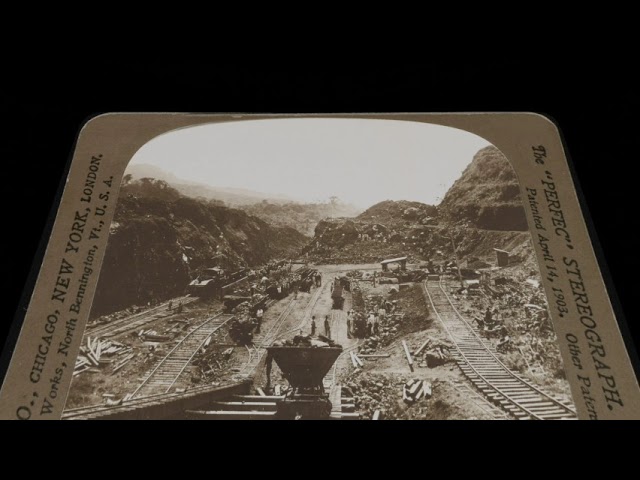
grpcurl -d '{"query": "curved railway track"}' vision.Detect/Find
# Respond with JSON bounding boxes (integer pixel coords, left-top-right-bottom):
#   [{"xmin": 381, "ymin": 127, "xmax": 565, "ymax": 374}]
[
  {"xmin": 86, "ymin": 295, "xmax": 197, "ymax": 338},
  {"xmin": 239, "ymin": 282, "xmax": 326, "ymax": 377},
  {"xmin": 131, "ymin": 312, "xmax": 234, "ymax": 398},
  {"xmin": 64, "ymin": 280, "xmax": 349, "ymax": 419},
  {"xmin": 423, "ymin": 277, "xmax": 576, "ymax": 420}
]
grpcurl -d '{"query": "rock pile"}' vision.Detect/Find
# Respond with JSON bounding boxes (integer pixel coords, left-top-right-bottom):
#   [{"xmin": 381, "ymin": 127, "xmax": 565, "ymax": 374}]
[
  {"xmin": 345, "ymin": 373, "xmax": 399, "ymax": 420},
  {"xmin": 345, "ymin": 373, "xmax": 435, "ymax": 419}
]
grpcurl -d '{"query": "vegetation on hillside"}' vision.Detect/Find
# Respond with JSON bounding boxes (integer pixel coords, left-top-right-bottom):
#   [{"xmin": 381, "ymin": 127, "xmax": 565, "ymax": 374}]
[
  {"xmin": 242, "ymin": 198, "xmax": 361, "ymax": 236},
  {"xmin": 91, "ymin": 178, "xmax": 307, "ymax": 317}
]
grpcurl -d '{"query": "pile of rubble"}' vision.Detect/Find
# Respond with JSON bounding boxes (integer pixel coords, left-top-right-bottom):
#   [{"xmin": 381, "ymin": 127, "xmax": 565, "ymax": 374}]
[
  {"xmin": 345, "ymin": 373, "xmax": 434, "ymax": 420},
  {"xmin": 229, "ymin": 316, "xmax": 258, "ymax": 345},
  {"xmin": 462, "ymin": 268, "xmax": 565, "ymax": 376},
  {"xmin": 409, "ymin": 337, "xmax": 453, "ymax": 368},
  {"xmin": 75, "ymin": 337, "xmax": 133, "ymax": 376},
  {"xmin": 273, "ymin": 334, "xmax": 340, "ymax": 348},
  {"xmin": 192, "ymin": 346, "xmax": 234, "ymax": 383},
  {"xmin": 138, "ymin": 329, "xmax": 174, "ymax": 342},
  {"xmin": 346, "ymin": 373, "xmax": 399, "ymax": 419}
]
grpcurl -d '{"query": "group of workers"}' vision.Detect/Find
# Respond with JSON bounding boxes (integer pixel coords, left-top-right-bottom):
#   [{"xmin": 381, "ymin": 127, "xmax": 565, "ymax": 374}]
[
  {"xmin": 310, "ymin": 315, "xmax": 331, "ymax": 339},
  {"xmin": 476, "ymin": 306, "xmax": 510, "ymax": 351}
]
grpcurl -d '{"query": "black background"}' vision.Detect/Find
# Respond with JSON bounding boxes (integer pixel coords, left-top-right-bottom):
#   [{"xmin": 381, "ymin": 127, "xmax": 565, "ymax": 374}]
[{"xmin": 1, "ymin": 61, "xmax": 638, "ymax": 411}]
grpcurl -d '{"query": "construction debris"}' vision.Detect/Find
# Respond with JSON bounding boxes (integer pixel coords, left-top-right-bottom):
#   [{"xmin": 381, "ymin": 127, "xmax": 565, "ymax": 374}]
[
  {"xmin": 139, "ymin": 330, "xmax": 173, "ymax": 342},
  {"xmin": 75, "ymin": 337, "xmax": 132, "ymax": 376},
  {"xmin": 402, "ymin": 340, "xmax": 414, "ymax": 372},
  {"xmin": 111, "ymin": 353, "xmax": 135, "ymax": 374},
  {"xmin": 411, "ymin": 337, "xmax": 452, "ymax": 368},
  {"xmin": 273, "ymin": 334, "xmax": 341, "ymax": 348},
  {"xmin": 350, "ymin": 352, "xmax": 364, "ymax": 368},
  {"xmin": 413, "ymin": 338, "xmax": 431, "ymax": 356},
  {"xmin": 402, "ymin": 379, "xmax": 432, "ymax": 404}
]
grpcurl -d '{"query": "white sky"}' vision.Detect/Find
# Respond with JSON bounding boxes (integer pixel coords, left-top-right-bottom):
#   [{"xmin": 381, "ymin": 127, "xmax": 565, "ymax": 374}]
[{"xmin": 128, "ymin": 118, "xmax": 492, "ymax": 208}]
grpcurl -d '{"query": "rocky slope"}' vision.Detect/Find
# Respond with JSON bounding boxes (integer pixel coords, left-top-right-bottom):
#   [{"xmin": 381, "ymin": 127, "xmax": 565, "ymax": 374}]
[
  {"xmin": 126, "ymin": 163, "xmax": 293, "ymax": 205},
  {"xmin": 439, "ymin": 145, "xmax": 527, "ymax": 231},
  {"xmin": 303, "ymin": 145, "xmax": 532, "ymax": 264},
  {"xmin": 357, "ymin": 200, "xmax": 438, "ymax": 224},
  {"xmin": 90, "ymin": 179, "xmax": 307, "ymax": 317},
  {"xmin": 241, "ymin": 200, "xmax": 361, "ymax": 236}
]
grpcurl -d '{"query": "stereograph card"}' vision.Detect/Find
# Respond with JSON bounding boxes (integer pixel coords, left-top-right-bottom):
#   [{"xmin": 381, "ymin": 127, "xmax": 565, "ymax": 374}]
[{"xmin": 1, "ymin": 113, "xmax": 637, "ymax": 420}]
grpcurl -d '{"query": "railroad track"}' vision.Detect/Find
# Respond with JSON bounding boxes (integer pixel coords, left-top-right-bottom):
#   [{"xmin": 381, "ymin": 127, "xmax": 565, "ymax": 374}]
[
  {"xmin": 62, "ymin": 381, "xmax": 249, "ymax": 419},
  {"xmin": 131, "ymin": 312, "xmax": 234, "ymax": 398},
  {"xmin": 423, "ymin": 277, "xmax": 577, "ymax": 420},
  {"xmin": 239, "ymin": 283, "xmax": 325, "ymax": 377},
  {"xmin": 86, "ymin": 295, "xmax": 198, "ymax": 338},
  {"xmin": 324, "ymin": 337, "xmax": 360, "ymax": 392}
]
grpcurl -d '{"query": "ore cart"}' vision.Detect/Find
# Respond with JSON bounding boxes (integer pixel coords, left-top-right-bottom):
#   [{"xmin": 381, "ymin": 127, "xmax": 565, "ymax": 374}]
[{"xmin": 267, "ymin": 345, "xmax": 342, "ymax": 419}]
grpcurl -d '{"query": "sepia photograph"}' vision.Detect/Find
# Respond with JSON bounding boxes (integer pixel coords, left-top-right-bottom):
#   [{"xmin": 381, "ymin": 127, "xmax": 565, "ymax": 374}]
[{"xmin": 61, "ymin": 118, "xmax": 577, "ymax": 420}]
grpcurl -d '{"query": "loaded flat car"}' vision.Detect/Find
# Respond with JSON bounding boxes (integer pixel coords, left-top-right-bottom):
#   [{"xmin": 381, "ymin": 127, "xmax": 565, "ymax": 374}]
[{"xmin": 187, "ymin": 267, "xmax": 225, "ymax": 297}]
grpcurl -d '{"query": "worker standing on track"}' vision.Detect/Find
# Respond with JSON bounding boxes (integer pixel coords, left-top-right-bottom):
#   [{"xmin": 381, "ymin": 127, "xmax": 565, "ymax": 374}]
[
  {"xmin": 324, "ymin": 315, "xmax": 331, "ymax": 339},
  {"xmin": 311, "ymin": 316, "xmax": 316, "ymax": 336},
  {"xmin": 256, "ymin": 308, "xmax": 264, "ymax": 333}
]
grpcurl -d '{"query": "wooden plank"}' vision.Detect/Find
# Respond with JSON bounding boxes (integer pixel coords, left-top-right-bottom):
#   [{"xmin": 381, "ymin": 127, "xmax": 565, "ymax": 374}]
[
  {"xmin": 185, "ymin": 410, "xmax": 276, "ymax": 420},
  {"xmin": 402, "ymin": 340, "xmax": 414, "ymax": 372},
  {"xmin": 353, "ymin": 353, "xmax": 364, "ymax": 367},
  {"xmin": 256, "ymin": 388, "xmax": 267, "ymax": 397},
  {"xmin": 350, "ymin": 352, "xmax": 359, "ymax": 368},
  {"xmin": 234, "ymin": 395, "xmax": 284, "ymax": 401},
  {"xmin": 372, "ymin": 410, "xmax": 381, "ymax": 420},
  {"xmin": 414, "ymin": 339, "xmax": 431, "ymax": 356}
]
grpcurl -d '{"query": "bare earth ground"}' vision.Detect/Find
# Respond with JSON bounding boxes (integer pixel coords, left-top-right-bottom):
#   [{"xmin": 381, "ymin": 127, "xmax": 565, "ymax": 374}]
[
  {"xmin": 65, "ymin": 297, "xmax": 226, "ymax": 408},
  {"xmin": 65, "ymin": 263, "xmax": 574, "ymax": 420},
  {"xmin": 343, "ymin": 280, "xmax": 500, "ymax": 420}
]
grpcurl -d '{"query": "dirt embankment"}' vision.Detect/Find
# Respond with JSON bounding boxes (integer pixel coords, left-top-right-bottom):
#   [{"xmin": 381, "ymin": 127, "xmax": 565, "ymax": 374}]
[
  {"xmin": 91, "ymin": 179, "xmax": 308, "ymax": 317},
  {"xmin": 345, "ymin": 282, "xmax": 496, "ymax": 420},
  {"xmin": 439, "ymin": 145, "xmax": 527, "ymax": 231},
  {"xmin": 456, "ymin": 265, "xmax": 574, "ymax": 400},
  {"xmin": 303, "ymin": 145, "xmax": 532, "ymax": 265}
]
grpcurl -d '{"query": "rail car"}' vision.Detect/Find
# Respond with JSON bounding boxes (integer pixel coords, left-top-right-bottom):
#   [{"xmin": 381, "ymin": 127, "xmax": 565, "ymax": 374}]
[
  {"xmin": 296, "ymin": 268, "xmax": 318, "ymax": 293},
  {"xmin": 187, "ymin": 267, "xmax": 250, "ymax": 298},
  {"xmin": 267, "ymin": 345, "xmax": 342, "ymax": 419},
  {"xmin": 331, "ymin": 284, "xmax": 344, "ymax": 309}
]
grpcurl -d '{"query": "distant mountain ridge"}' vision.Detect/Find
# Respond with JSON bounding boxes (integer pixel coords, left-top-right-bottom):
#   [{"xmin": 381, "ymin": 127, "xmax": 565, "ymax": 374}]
[
  {"xmin": 92, "ymin": 178, "xmax": 308, "ymax": 317},
  {"xmin": 126, "ymin": 163, "xmax": 294, "ymax": 205}
]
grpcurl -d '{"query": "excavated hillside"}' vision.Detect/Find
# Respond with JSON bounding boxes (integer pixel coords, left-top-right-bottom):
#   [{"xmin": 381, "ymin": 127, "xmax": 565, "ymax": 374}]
[
  {"xmin": 357, "ymin": 200, "xmax": 438, "ymax": 224},
  {"xmin": 303, "ymin": 200, "xmax": 439, "ymax": 264},
  {"xmin": 91, "ymin": 179, "xmax": 308, "ymax": 317},
  {"xmin": 304, "ymin": 145, "xmax": 533, "ymax": 264},
  {"xmin": 241, "ymin": 200, "xmax": 362, "ymax": 236},
  {"xmin": 439, "ymin": 145, "xmax": 527, "ymax": 231}
]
